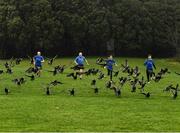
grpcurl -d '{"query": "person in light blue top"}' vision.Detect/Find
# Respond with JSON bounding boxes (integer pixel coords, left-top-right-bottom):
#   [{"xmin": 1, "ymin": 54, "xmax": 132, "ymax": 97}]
[
  {"xmin": 144, "ymin": 55, "xmax": 156, "ymax": 83},
  {"xmin": 34, "ymin": 51, "xmax": 44, "ymax": 76},
  {"xmin": 74, "ymin": 52, "xmax": 89, "ymax": 79}
]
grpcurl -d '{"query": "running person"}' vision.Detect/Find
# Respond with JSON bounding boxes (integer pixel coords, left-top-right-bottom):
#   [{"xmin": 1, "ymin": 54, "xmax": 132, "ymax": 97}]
[
  {"xmin": 144, "ymin": 55, "xmax": 156, "ymax": 83},
  {"xmin": 74, "ymin": 52, "xmax": 89, "ymax": 79},
  {"xmin": 34, "ymin": 51, "xmax": 45, "ymax": 76},
  {"xmin": 105, "ymin": 55, "xmax": 117, "ymax": 81}
]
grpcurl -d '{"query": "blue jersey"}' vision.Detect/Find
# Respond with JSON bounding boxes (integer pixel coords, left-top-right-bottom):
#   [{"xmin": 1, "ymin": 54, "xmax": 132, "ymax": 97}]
[
  {"xmin": 75, "ymin": 56, "xmax": 85, "ymax": 65},
  {"xmin": 34, "ymin": 55, "xmax": 44, "ymax": 67},
  {"xmin": 106, "ymin": 59, "xmax": 116, "ymax": 70},
  {"xmin": 144, "ymin": 59, "xmax": 155, "ymax": 70}
]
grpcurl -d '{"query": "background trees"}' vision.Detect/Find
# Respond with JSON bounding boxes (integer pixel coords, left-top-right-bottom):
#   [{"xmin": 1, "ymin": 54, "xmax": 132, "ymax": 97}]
[{"xmin": 0, "ymin": 0, "xmax": 180, "ymax": 58}]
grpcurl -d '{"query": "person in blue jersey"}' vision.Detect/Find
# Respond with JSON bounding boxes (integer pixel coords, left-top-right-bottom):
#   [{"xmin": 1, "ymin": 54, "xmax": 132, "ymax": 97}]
[
  {"xmin": 105, "ymin": 55, "xmax": 117, "ymax": 81},
  {"xmin": 144, "ymin": 55, "xmax": 156, "ymax": 83},
  {"xmin": 34, "ymin": 51, "xmax": 45, "ymax": 76},
  {"xmin": 74, "ymin": 52, "xmax": 89, "ymax": 79}
]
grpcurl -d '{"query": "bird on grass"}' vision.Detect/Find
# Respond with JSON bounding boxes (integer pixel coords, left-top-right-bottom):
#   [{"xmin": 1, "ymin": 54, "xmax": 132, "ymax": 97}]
[
  {"xmin": 130, "ymin": 78, "xmax": 139, "ymax": 92},
  {"xmin": 175, "ymin": 72, "xmax": 180, "ymax": 76},
  {"xmin": 12, "ymin": 78, "xmax": 26, "ymax": 86},
  {"xmin": 0, "ymin": 70, "xmax": 3, "ymax": 74},
  {"xmin": 47, "ymin": 55, "xmax": 58, "ymax": 65},
  {"xmin": 25, "ymin": 74, "xmax": 35, "ymax": 81},
  {"xmin": 91, "ymin": 79, "xmax": 96, "ymax": 86},
  {"xmin": 138, "ymin": 76, "xmax": 147, "ymax": 92},
  {"xmin": 4, "ymin": 88, "xmax": 10, "ymax": 95},
  {"xmin": 15, "ymin": 58, "xmax": 23, "ymax": 65},
  {"xmin": 67, "ymin": 72, "xmax": 77, "ymax": 80},
  {"xmin": 140, "ymin": 92, "xmax": 151, "ymax": 98},
  {"xmin": 50, "ymin": 80, "xmax": 63, "ymax": 86},
  {"xmin": 114, "ymin": 71, "xmax": 119, "ymax": 77},
  {"xmin": 98, "ymin": 72, "xmax": 105, "ymax": 80},
  {"xmin": 111, "ymin": 86, "xmax": 121, "ymax": 97},
  {"xmin": 27, "ymin": 55, "xmax": 34, "ymax": 64},
  {"xmin": 94, "ymin": 87, "xmax": 99, "ymax": 94},
  {"xmin": 69, "ymin": 88, "xmax": 75, "ymax": 96}
]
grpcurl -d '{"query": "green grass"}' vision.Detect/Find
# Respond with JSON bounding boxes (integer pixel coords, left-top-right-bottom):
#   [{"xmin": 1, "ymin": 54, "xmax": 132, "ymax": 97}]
[{"xmin": 0, "ymin": 57, "xmax": 180, "ymax": 132}]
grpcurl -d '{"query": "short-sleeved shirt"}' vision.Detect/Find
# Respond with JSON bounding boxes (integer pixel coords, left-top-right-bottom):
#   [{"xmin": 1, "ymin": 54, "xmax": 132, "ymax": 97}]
[
  {"xmin": 106, "ymin": 59, "xmax": 116, "ymax": 70},
  {"xmin": 75, "ymin": 56, "xmax": 86, "ymax": 65},
  {"xmin": 144, "ymin": 59, "xmax": 155, "ymax": 70},
  {"xmin": 34, "ymin": 55, "xmax": 44, "ymax": 67}
]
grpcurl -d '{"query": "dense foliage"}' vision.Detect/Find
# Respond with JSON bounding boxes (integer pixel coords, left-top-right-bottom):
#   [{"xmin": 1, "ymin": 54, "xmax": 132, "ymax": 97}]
[{"xmin": 0, "ymin": 0, "xmax": 180, "ymax": 58}]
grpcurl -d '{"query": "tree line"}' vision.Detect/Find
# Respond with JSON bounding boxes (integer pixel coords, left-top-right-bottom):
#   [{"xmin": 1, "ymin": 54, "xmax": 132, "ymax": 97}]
[{"xmin": 0, "ymin": 0, "xmax": 180, "ymax": 58}]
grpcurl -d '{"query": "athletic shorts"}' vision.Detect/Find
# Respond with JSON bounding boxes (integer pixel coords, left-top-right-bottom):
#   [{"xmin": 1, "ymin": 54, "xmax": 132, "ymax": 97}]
[{"xmin": 77, "ymin": 64, "xmax": 84, "ymax": 70}]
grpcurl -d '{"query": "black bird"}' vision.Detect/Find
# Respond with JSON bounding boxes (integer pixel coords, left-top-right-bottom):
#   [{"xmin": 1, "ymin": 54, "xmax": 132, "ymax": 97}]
[
  {"xmin": 106, "ymin": 81, "xmax": 113, "ymax": 88},
  {"xmin": 69, "ymin": 88, "xmax": 75, "ymax": 96},
  {"xmin": 163, "ymin": 84, "xmax": 173, "ymax": 92},
  {"xmin": 119, "ymin": 77, "xmax": 129, "ymax": 87},
  {"xmin": 91, "ymin": 79, "xmax": 96, "ymax": 86},
  {"xmin": 138, "ymin": 76, "xmax": 147, "ymax": 92},
  {"xmin": 48, "ymin": 55, "xmax": 58, "ymax": 65},
  {"xmin": 67, "ymin": 73, "xmax": 77, "ymax": 80},
  {"xmin": 111, "ymin": 86, "xmax": 121, "ymax": 97},
  {"xmin": 6, "ymin": 68, "xmax": 13, "ymax": 74},
  {"xmin": 140, "ymin": 92, "xmax": 151, "ymax": 98},
  {"xmin": 15, "ymin": 58, "xmax": 23, "ymax": 65},
  {"xmin": 26, "ymin": 75, "xmax": 35, "ymax": 81},
  {"xmin": 0, "ymin": 70, "xmax": 3, "ymax": 74},
  {"xmin": 94, "ymin": 87, "xmax": 99, "ymax": 94},
  {"xmin": 46, "ymin": 86, "xmax": 50, "ymax": 95},
  {"xmin": 114, "ymin": 71, "xmax": 119, "ymax": 77},
  {"xmin": 98, "ymin": 72, "xmax": 105, "ymax": 80},
  {"xmin": 50, "ymin": 80, "xmax": 63, "ymax": 86},
  {"xmin": 172, "ymin": 90, "xmax": 178, "ymax": 99},
  {"xmin": 175, "ymin": 72, "xmax": 180, "ymax": 76},
  {"xmin": 4, "ymin": 88, "xmax": 9, "ymax": 95},
  {"xmin": 27, "ymin": 55, "xmax": 34, "ymax": 64}
]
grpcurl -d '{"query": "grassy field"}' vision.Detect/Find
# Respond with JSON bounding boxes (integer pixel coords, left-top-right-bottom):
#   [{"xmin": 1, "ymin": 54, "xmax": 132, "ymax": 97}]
[{"xmin": 0, "ymin": 57, "xmax": 180, "ymax": 132}]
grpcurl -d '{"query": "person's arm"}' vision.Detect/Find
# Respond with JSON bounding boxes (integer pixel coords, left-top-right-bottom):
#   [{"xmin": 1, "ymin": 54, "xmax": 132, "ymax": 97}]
[
  {"xmin": 144, "ymin": 60, "xmax": 147, "ymax": 66},
  {"xmin": 153, "ymin": 60, "xmax": 156, "ymax": 69},
  {"xmin": 41, "ymin": 57, "xmax": 45, "ymax": 63},
  {"xmin": 33, "ymin": 56, "xmax": 36, "ymax": 65},
  {"xmin": 74, "ymin": 57, "xmax": 78, "ymax": 65},
  {"xmin": 85, "ymin": 58, "xmax": 89, "ymax": 65}
]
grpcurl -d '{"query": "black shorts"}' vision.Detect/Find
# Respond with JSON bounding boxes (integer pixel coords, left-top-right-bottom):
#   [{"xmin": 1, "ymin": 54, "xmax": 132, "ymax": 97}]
[
  {"xmin": 35, "ymin": 66, "xmax": 42, "ymax": 70},
  {"xmin": 77, "ymin": 64, "xmax": 84, "ymax": 70}
]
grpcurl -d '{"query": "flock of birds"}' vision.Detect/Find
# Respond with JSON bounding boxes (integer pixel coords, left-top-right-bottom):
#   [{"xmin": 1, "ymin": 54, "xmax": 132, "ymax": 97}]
[{"xmin": 1, "ymin": 56, "xmax": 180, "ymax": 99}]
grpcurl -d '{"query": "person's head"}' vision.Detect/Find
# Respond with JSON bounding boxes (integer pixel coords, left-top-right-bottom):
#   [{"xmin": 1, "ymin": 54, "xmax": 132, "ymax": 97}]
[
  {"xmin": 37, "ymin": 51, "xmax": 41, "ymax": 56},
  {"xmin": 148, "ymin": 54, "xmax": 152, "ymax": 59},
  {"xmin": 109, "ymin": 55, "xmax": 113, "ymax": 60},
  {"xmin": 79, "ymin": 52, "xmax": 83, "ymax": 56}
]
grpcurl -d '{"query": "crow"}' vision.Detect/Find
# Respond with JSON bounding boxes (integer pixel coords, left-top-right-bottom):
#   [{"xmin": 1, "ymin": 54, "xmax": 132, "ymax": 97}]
[
  {"xmin": 6, "ymin": 68, "xmax": 13, "ymax": 74},
  {"xmin": 50, "ymin": 80, "xmax": 63, "ymax": 86},
  {"xmin": 94, "ymin": 87, "xmax": 99, "ymax": 94},
  {"xmin": 47, "ymin": 55, "xmax": 58, "ymax": 65},
  {"xmin": 27, "ymin": 55, "xmax": 34, "ymax": 64},
  {"xmin": 140, "ymin": 92, "xmax": 151, "ymax": 98},
  {"xmin": 163, "ymin": 84, "xmax": 174, "ymax": 92},
  {"xmin": 25, "ymin": 74, "xmax": 35, "ymax": 81},
  {"xmin": 4, "ymin": 88, "xmax": 9, "ymax": 95},
  {"xmin": 106, "ymin": 81, "xmax": 113, "ymax": 89},
  {"xmin": 67, "ymin": 73, "xmax": 77, "ymax": 80},
  {"xmin": 15, "ymin": 58, "xmax": 23, "ymax": 65},
  {"xmin": 91, "ymin": 79, "xmax": 96, "ymax": 86},
  {"xmin": 69, "ymin": 88, "xmax": 75, "ymax": 96},
  {"xmin": 138, "ymin": 76, "xmax": 147, "ymax": 92},
  {"xmin": 46, "ymin": 86, "xmax": 50, "ymax": 95},
  {"xmin": 0, "ymin": 70, "xmax": 3, "ymax": 74},
  {"xmin": 111, "ymin": 86, "xmax": 121, "ymax": 97},
  {"xmin": 114, "ymin": 71, "xmax": 119, "ymax": 77},
  {"xmin": 119, "ymin": 77, "xmax": 129, "ymax": 87},
  {"xmin": 175, "ymin": 72, "xmax": 180, "ymax": 76},
  {"xmin": 98, "ymin": 72, "xmax": 105, "ymax": 80}
]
